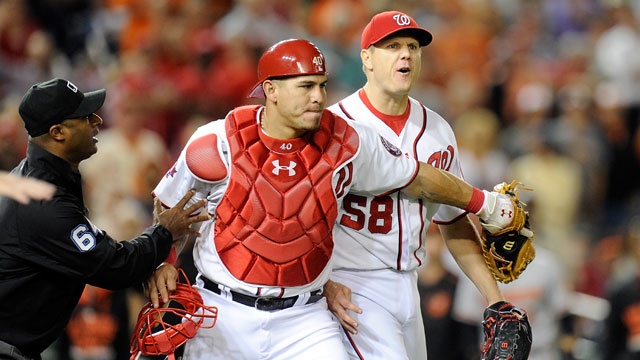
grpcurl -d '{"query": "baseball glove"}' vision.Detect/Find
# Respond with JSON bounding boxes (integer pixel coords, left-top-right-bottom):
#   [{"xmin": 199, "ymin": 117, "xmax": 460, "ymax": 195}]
[
  {"xmin": 480, "ymin": 181, "xmax": 535, "ymax": 284},
  {"xmin": 482, "ymin": 301, "xmax": 532, "ymax": 360}
]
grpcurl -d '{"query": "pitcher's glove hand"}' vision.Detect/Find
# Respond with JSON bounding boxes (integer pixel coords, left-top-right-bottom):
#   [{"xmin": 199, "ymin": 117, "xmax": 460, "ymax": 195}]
[
  {"xmin": 480, "ymin": 181, "xmax": 535, "ymax": 283},
  {"xmin": 482, "ymin": 301, "xmax": 532, "ymax": 360}
]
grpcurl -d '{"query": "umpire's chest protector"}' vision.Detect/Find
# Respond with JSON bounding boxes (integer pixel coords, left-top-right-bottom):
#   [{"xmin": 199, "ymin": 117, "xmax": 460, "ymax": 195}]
[{"xmin": 214, "ymin": 105, "xmax": 359, "ymax": 287}]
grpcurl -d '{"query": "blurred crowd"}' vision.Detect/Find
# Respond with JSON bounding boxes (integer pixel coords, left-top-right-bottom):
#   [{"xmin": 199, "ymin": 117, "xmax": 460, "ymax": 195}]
[{"xmin": 1, "ymin": 0, "xmax": 639, "ymax": 359}]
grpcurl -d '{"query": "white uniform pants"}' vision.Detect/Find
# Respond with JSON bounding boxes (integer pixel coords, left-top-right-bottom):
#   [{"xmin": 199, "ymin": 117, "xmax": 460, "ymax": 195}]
[
  {"xmin": 331, "ymin": 269, "xmax": 427, "ymax": 360},
  {"xmin": 183, "ymin": 282, "xmax": 349, "ymax": 360}
]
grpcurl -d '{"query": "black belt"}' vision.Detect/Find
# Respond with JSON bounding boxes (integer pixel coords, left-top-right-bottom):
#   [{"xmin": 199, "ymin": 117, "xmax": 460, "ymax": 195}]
[{"xmin": 201, "ymin": 276, "xmax": 323, "ymax": 311}]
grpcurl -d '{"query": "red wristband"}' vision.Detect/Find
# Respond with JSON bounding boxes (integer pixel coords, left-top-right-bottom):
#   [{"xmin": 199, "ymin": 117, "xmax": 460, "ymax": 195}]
[
  {"xmin": 165, "ymin": 247, "xmax": 177, "ymax": 265},
  {"xmin": 464, "ymin": 187, "xmax": 485, "ymax": 214}
]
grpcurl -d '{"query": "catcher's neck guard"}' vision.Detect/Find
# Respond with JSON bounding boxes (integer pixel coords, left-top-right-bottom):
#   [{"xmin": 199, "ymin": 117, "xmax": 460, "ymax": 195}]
[{"xmin": 130, "ymin": 269, "xmax": 218, "ymax": 360}]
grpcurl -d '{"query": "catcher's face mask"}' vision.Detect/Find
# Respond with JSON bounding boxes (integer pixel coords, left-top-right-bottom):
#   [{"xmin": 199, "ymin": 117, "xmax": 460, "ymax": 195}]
[{"xmin": 130, "ymin": 270, "xmax": 218, "ymax": 359}]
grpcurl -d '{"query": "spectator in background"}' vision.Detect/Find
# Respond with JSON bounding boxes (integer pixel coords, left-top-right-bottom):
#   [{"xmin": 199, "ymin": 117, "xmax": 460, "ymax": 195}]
[
  {"xmin": 0, "ymin": 0, "xmax": 62, "ymax": 97},
  {"xmin": 306, "ymin": 0, "xmax": 369, "ymax": 98},
  {"xmin": 420, "ymin": 0, "xmax": 497, "ymax": 120},
  {"xmin": 25, "ymin": 0, "xmax": 96, "ymax": 63},
  {"xmin": 453, "ymin": 107, "xmax": 510, "ymax": 191},
  {"xmin": 593, "ymin": 81, "xmax": 640, "ymax": 235},
  {"xmin": 56, "ymin": 286, "xmax": 130, "ymax": 360},
  {"xmin": 552, "ymin": 77, "xmax": 609, "ymax": 222},
  {"xmin": 602, "ymin": 217, "xmax": 640, "ymax": 360},
  {"xmin": 500, "ymin": 81, "xmax": 555, "ymax": 159},
  {"xmin": 507, "ymin": 123, "xmax": 584, "ymax": 283},
  {"xmin": 0, "ymin": 96, "xmax": 30, "ymax": 170}
]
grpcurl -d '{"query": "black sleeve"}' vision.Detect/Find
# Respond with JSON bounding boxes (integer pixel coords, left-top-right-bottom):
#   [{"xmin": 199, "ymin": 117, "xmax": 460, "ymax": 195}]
[
  {"xmin": 18, "ymin": 199, "xmax": 173, "ymax": 289},
  {"xmin": 603, "ymin": 287, "xmax": 628, "ymax": 360},
  {"xmin": 87, "ymin": 225, "xmax": 173, "ymax": 289}
]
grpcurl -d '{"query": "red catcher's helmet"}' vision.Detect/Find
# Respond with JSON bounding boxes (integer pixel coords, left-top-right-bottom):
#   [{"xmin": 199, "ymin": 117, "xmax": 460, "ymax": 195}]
[
  {"xmin": 129, "ymin": 269, "xmax": 218, "ymax": 360},
  {"xmin": 248, "ymin": 39, "xmax": 327, "ymax": 98}
]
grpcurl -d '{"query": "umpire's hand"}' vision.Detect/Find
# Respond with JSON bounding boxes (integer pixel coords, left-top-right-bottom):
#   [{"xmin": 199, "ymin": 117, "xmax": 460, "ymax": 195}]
[{"xmin": 154, "ymin": 189, "xmax": 210, "ymax": 239}]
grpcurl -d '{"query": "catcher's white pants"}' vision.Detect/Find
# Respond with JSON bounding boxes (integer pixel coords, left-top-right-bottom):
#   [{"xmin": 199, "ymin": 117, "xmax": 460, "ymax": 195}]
[
  {"xmin": 331, "ymin": 268, "xmax": 427, "ymax": 360},
  {"xmin": 182, "ymin": 281, "xmax": 349, "ymax": 360}
]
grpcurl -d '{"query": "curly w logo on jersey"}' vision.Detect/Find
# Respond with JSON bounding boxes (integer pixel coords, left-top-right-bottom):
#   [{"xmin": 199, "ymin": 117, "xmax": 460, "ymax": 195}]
[{"xmin": 379, "ymin": 136, "xmax": 403, "ymax": 157}]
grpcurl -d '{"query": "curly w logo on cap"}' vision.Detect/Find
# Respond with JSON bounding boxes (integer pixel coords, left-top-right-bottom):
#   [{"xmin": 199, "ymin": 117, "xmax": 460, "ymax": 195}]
[{"xmin": 360, "ymin": 11, "xmax": 433, "ymax": 49}]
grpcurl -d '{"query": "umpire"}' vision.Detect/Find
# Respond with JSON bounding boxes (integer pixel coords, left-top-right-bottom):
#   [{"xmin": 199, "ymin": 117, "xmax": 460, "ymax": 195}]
[{"xmin": 0, "ymin": 78, "xmax": 208, "ymax": 360}]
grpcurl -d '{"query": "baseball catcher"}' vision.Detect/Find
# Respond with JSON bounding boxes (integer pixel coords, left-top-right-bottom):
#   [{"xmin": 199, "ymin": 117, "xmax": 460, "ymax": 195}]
[
  {"xmin": 481, "ymin": 301, "xmax": 532, "ymax": 360},
  {"xmin": 479, "ymin": 181, "xmax": 535, "ymax": 283}
]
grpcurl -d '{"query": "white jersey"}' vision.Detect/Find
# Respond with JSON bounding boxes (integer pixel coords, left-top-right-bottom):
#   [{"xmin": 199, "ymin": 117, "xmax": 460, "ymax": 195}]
[
  {"xmin": 329, "ymin": 90, "xmax": 465, "ymax": 272},
  {"xmin": 154, "ymin": 106, "xmax": 418, "ymax": 298}
]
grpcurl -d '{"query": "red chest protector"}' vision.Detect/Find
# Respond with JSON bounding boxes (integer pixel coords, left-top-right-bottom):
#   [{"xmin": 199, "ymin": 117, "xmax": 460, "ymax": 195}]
[{"xmin": 214, "ymin": 105, "xmax": 359, "ymax": 287}]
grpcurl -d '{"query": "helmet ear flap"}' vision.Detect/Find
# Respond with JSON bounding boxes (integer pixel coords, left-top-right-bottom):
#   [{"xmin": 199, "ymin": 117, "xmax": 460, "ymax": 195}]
[{"xmin": 129, "ymin": 269, "xmax": 218, "ymax": 358}]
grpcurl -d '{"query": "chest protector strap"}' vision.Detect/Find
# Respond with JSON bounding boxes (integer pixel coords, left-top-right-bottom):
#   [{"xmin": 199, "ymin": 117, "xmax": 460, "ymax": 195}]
[{"xmin": 214, "ymin": 105, "xmax": 359, "ymax": 287}]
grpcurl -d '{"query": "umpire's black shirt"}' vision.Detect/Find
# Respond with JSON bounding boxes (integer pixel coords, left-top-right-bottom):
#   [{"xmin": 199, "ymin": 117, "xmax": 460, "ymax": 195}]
[{"xmin": 0, "ymin": 143, "xmax": 173, "ymax": 358}]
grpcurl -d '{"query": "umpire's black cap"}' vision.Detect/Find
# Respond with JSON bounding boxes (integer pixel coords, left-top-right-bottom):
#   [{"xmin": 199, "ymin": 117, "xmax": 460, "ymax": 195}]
[{"xmin": 19, "ymin": 78, "xmax": 106, "ymax": 137}]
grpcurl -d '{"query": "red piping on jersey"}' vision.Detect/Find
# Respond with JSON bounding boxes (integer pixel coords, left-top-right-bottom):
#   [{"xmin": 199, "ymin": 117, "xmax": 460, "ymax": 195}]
[
  {"xmin": 337, "ymin": 101, "xmax": 355, "ymax": 120},
  {"xmin": 343, "ymin": 327, "xmax": 365, "ymax": 360},
  {"xmin": 411, "ymin": 105, "xmax": 428, "ymax": 267},
  {"xmin": 396, "ymin": 193, "xmax": 403, "ymax": 270},
  {"xmin": 414, "ymin": 200, "xmax": 425, "ymax": 267},
  {"xmin": 396, "ymin": 103, "xmax": 428, "ymax": 269}
]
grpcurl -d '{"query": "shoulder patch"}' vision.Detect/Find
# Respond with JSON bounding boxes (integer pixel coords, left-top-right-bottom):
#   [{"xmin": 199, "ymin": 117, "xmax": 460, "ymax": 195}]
[
  {"xmin": 185, "ymin": 133, "xmax": 228, "ymax": 182},
  {"xmin": 379, "ymin": 135, "xmax": 403, "ymax": 157}
]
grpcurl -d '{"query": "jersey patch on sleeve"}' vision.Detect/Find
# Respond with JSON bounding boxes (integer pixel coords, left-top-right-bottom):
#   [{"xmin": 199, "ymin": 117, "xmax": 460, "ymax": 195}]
[
  {"xmin": 379, "ymin": 135, "xmax": 403, "ymax": 157},
  {"xmin": 185, "ymin": 133, "xmax": 228, "ymax": 182}
]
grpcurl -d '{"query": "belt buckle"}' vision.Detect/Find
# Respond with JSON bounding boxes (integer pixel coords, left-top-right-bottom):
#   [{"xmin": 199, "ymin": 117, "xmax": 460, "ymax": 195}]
[{"xmin": 254, "ymin": 297, "xmax": 279, "ymax": 311}]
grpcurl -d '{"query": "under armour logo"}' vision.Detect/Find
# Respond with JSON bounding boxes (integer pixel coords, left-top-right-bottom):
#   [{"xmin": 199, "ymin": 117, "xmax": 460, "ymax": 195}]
[
  {"xmin": 500, "ymin": 209, "xmax": 513, "ymax": 218},
  {"xmin": 272, "ymin": 160, "xmax": 297, "ymax": 176},
  {"xmin": 393, "ymin": 13, "xmax": 411, "ymax": 26}
]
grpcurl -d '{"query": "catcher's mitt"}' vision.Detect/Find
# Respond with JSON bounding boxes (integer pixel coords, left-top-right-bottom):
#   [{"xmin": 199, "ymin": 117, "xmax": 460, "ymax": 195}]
[
  {"xmin": 482, "ymin": 301, "xmax": 532, "ymax": 360},
  {"xmin": 480, "ymin": 181, "xmax": 535, "ymax": 283}
]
